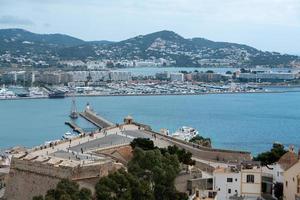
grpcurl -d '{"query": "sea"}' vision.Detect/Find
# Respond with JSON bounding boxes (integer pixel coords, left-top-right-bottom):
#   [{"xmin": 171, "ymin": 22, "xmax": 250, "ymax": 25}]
[{"xmin": 1, "ymin": 90, "xmax": 300, "ymax": 155}]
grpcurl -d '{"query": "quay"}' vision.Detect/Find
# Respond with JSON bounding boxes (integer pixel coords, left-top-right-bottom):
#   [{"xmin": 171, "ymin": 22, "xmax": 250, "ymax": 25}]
[
  {"xmin": 79, "ymin": 108, "xmax": 115, "ymax": 129},
  {"xmin": 64, "ymin": 121, "xmax": 84, "ymax": 134}
]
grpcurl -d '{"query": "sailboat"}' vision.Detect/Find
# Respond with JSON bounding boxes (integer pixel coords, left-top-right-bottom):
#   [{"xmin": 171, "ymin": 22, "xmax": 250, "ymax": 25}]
[{"xmin": 69, "ymin": 93, "xmax": 78, "ymax": 119}]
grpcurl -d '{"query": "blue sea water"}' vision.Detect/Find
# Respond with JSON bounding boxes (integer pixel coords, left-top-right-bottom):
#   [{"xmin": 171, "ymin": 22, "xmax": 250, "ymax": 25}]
[{"xmin": 0, "ymin": 92, "xmax": 300, "ymax": 155}]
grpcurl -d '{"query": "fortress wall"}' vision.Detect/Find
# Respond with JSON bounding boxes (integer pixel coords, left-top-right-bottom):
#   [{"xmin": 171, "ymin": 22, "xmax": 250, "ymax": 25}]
[
  {"xmin": 10, "ymin": 158, "xmax": 73, "ymax": 178},
  {"xmin": 144, "ymin": 129, "xmax": 251, "ymax": 162},
  {"xmin": 4, "ymin": 168, "xmax": 61, "ymax": 200},
  {"xmin": 4, "ymin": 158, "xmax": 74, "ymax": 200},
  {"xmin": 4, "ymin": 158, "xmax": 119, "ymax": 200},
  {"xmin": 71, "ymin": 161, "xmax": 116, "ymax": 180},
  {"xmin": 174, "ymin": 142, "xmax": 251, "ymax": 162}
]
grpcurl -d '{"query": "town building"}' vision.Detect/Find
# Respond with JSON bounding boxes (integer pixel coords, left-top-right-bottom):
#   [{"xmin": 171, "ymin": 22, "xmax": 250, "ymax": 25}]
[
  {"xmin": 109, "ymin": 71, "xmax": 132, "ymax": 81},
  {"xmin": 155, "ymin": 72, "xmax": 169, "ymax": 80},
  {"xmin": 213, "ymin": 166, "xmax": 241, "ymax": 199},
  {"xmin": 283, "ymin": 151, "xmax": 300, "ymax": 200},
  {"xmin": 193, "ymin": 72, "xmax": 228, "ymax": 82},
  {"xmin": 213, "ymin": 162, "xmax": 262, "ymax": 200},
  {"xmin": 170, "ymin": 72, "xmax": 184, "ymax": 82},
  {"xmin": 238, "ymin": 70, "xmax": 298, "ymax": 82}
]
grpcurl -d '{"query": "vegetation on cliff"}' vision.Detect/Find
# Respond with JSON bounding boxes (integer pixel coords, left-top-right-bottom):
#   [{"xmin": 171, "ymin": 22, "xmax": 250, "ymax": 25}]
[
  {"xmin": 130, "ymin": 138, "xmax": 195, "ymax": 165},
  {"xmin": 189, "ymin": 135, "xmax": 212, "ymax": 148}
]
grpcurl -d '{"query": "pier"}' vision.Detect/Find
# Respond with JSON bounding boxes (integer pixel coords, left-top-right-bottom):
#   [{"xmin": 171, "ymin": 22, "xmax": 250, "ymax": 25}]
[
  {"xmin": 79, "ymin": 109, "xmax": 115, "ymax": 129},
  {"xmin": 65, "ymin": 121, "xmax": 84, "ymax": 134}
]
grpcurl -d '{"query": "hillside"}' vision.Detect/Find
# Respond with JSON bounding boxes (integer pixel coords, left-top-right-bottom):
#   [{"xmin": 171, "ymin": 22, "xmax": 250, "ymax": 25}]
[{"xmin": 0, "ymin": 29, "xmax": 298, "ymax": 68}]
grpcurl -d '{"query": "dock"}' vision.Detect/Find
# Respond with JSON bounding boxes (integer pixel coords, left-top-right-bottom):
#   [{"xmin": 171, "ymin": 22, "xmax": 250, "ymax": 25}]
[
  {"xmin": 65, "ymin": 121, "xmax": 85, "ymax": 134},
  {"xmin": 79, "ymin": 109, "xmax": 115, "ymax": 129}
]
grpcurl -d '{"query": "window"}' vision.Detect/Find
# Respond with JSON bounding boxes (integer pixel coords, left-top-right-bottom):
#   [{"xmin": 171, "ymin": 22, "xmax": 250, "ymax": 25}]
[
  {"xmin": 286, "ymin": 181, "xmax": 288, "ymax": 187},
  {"xmin": 228, "ymin": 189, "xmax": 231, "ymax": 194},
  {"xmin": 235, "ymin": 178, "xmax": 237, "ymax": 182},
  {"xmin": 246, "ymin": 174, "xmax": 255, "ymax": 183},
  {"xmin": 227, "ymin": 178, "xmax": 233, "ymax": 182}
]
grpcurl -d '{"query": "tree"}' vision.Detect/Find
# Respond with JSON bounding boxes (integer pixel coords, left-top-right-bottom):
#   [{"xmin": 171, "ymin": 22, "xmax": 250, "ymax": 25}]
[
  {"xmin": 253, "ymin": 143, "xmax": 287, "ymax": 166},
  {"xmin": 130, "ymin": 138, "xmax": 155, "ymax": 150},
  {"xmin": 189, "ymin": 135, "xmax": 212, "ymax": 148},
  {"xmin": 130, "ymin": 138, "xmax": 195, "ymax": 166},
  {"xmin": 33, "ymin": 179, "xmax": 92, "ymax": 200},
  {"xmin": 128, "ymin": 148, "xmax": 181, "ymax": 200},
  {"xmin": 33, "ymin": 196, "xmax": 44, "ymax": 200},
  {"xmin": 95, "ymin": 147, "xmax": 184, "ymax": 200},
  {"xmin": 160, "ymin": 145, "xmax": 195, "ymax": 166},
  {"xmin": 95, "ymin": 168, "xmax": 153, "ymax": 200}
]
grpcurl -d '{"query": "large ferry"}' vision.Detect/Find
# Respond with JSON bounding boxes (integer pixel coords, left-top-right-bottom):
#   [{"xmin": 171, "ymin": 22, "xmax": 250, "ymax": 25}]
[{"xmin": 172, "ymin": 126, "xmax": 199, "ymax": 141}]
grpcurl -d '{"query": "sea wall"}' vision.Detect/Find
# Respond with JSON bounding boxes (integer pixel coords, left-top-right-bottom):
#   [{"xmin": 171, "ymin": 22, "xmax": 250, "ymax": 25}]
[{"xmin": 146, "ymin": 129, "xmax": 251, "ymax": 162}]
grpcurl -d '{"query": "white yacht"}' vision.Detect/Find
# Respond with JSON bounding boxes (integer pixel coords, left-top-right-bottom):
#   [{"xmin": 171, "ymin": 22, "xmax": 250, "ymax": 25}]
[
  {"xmin": 172, "ymin": 126, "xmax": 199, "ymax": 141},
  {"xmin": 0, "ymin": 87, "xmax": 16, "ymax": 99},
  {"xmin": 29, "ymin": 87, "xmax": 46, "ymax": 97},
  {"xmin": 62, "ymin": 131, "xmax": 77, "ymax": 140}
]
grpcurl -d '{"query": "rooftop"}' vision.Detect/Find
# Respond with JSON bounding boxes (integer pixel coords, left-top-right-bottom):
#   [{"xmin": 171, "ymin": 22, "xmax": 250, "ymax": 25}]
[{"xmin": 278, "ymin": 151, "xmax": 298, "ymax": 170}]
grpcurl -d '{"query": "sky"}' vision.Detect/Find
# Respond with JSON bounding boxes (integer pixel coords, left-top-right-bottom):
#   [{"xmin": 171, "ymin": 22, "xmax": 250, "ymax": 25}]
[{"xmin": 0, "ymin": 0, "xmax": 299, "ymax": 54}]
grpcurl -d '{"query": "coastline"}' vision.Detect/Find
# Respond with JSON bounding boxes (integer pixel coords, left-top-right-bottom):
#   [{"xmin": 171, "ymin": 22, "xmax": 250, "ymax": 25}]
[{"xmin": 1, "ymin": 89, "xmax": 300, "ymax": 101}]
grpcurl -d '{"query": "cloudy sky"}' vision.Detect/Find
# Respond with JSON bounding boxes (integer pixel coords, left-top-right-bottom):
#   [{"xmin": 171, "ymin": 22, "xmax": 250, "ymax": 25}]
[{"xmin": 0, "ymin": 0, "xmax": 299, "ymax": 54}]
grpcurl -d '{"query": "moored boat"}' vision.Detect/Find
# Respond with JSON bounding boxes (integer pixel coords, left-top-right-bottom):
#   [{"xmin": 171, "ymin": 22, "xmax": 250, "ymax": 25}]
[
  {"xmin": 172, "ymin": 126, "xmax": 199, "ymax": 141},
  {"xmin": 62, "ymin": 131, "xmax": 77, "ymax": 140}
]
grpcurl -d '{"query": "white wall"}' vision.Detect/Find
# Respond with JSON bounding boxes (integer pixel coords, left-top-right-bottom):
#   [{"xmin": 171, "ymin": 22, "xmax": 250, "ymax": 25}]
[
  {"xmin": 262, "ymin": 164, "xmax": 284, "ymax": 183},
  {"xmin": 213, "ymin": 171, "xmax": 240, "ymax": 200}
]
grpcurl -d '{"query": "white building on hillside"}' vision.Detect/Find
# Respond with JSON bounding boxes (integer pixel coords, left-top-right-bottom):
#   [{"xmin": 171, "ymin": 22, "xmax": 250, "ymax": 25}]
[
  {"xmin": 213, "ymin": 166, "xmax": 241, "ymax": 199},
  {"xmin": 170, "ymin": 73, "xmax": 184, "ymax": 82},
  {"xmin": 213, "ymin": 162, "xmax": 262, "ymax": 200}
]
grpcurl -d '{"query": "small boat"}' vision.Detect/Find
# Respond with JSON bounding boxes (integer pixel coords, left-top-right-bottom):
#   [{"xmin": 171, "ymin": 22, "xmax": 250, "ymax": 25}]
[
  {"xmin": 69, "ymin": 95, "xmax": 78, "ymax": 119},
  {"xmin": 62, "ymin": 131, "xmax": 77, "ymax": 140},
  {"xmin": 172, "ymin": 126, "xmax": 199, "ymax": 141},
  {"xmin": 70, "ymin": 112, "xmax": 78, "ymax": 119}
]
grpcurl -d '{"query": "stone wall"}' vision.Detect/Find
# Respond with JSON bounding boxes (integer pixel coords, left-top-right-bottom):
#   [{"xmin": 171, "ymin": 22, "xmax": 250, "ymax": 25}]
[
  {"xmin": 4, "ymin": 158, "xmax": 118, "ymax": 200},
  {"xmin": 146, "ymin": 129, "xmax": 251, "ymax": 162},
  {"xmin": 4, "ymin": 168, "xmax": 61, "ymax": 200}
]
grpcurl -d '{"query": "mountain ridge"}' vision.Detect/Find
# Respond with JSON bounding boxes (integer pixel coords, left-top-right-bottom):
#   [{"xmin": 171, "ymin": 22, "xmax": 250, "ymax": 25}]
[{"xmin": 0, "ymin": 28, "xmax": 299, "ymax": 68}]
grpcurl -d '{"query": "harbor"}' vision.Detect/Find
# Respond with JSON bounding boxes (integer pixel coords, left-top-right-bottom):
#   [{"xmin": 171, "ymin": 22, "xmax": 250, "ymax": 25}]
[{"xmin": 0, "ymin": 91, "xmax": 300, "ymax": 154}]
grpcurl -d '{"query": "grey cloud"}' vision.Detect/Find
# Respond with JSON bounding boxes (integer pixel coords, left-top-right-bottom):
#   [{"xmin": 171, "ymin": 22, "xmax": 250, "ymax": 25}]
[{"xmin": 0, "ymin": 15, "xmax": 34, "ymax": 26}]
